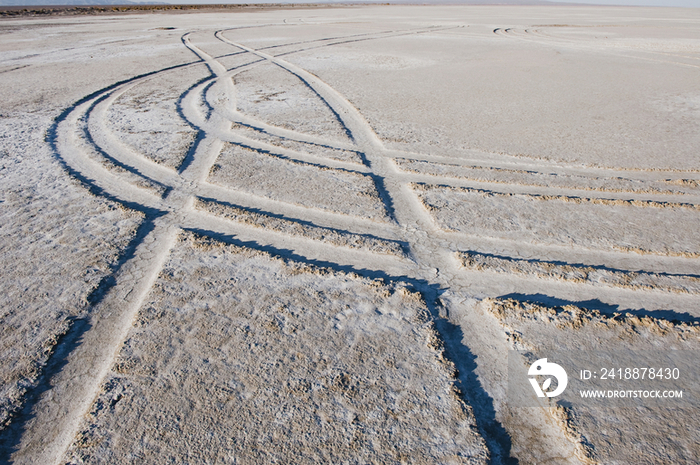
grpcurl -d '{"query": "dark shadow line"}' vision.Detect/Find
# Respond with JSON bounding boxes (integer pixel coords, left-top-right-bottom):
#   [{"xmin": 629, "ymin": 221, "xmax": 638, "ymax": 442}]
[
  {"xmin": 414, "ymin": 182, "xmax": 700, "ymax": 209},
  {"xmin": 184, "ymin": 226, "xmax": 516, "ymax": 464},
  {"xmin": 220, "ymin": 142, "xmax": 398, "ymax": 223},
  {"xmin": 79, "ymin": 92, "xmax": 170, "ymax": 196},
  {"xmin": 216, "ymin": 27, "xmax": 428, "ymax": 225},
  {"xmin": 0, "ymin": 318, "xmax": 93, "ymax": 463},
  {"xmin": 211, "ymin": 30, "xmax": 355, "ymax": 144},
  {"xmin": 174, "ymin": 74, "xmax": 215, "ymax": 174},
  {"xmin": 367, "ymin": 173, "xmax": 398, "ymax": 226},
  {"xmin": 0, "ymin": 216, "xmax": 164, "ymax": 461},
  {"xmin": 87, "ymin": 216, "xmax": 165, "ymax": 306},
  {"xmin": 461, "ymin": 250, "xmax": 700, "ymax": 280},
  {"xmin": 5, "ymin": 36, "xmax": 141, "ymax": 63},
  {"xmin": 212, "ymin": 50, "xmax": 247, "ymax": 60},
  {"xmin": 226, "ymin": 141, "xmax": 370, "ymax": 177},
  {"xmin": 225, "ymin": 57, "xmax": 265, "ymax": 73},
  {"xmin": 500, "ymin": 293, "xmax": 700, "ymax": 325},
  {"xmin": 0, "ymin": 64, "xmax": 30, "ymax": 75},
  {"xmin": 195, "ymin": 195, "xmax": 410, "ymax": 256},
  {"xmin": 172, "ymin": 73, "xmax": 215, "ymax": 133},
  {"xmin": 236, "ymin": 60, "xmax": 398, "ymax": 223},
  {"xmin": 228, "ymin": 119, "xmax": 357, "ymax": 154},
  {"xmin": 42, "ymin": 54, "xmax": 209, "ymax": 213},
  {"xmin": 19, "ymin": 28, "xmax": 501, "ymax": 465},
  {"xmin": 7, "ymin": 67, "xmax": 193, "ymax": 454},
  {"xmin": 268, "ymin": 61, "xmax": 355, "ymax": 143},
  {"xmin": 174, "ymin": 57, "xmax": 275, "ymax": 174},
  {"xmin": 215, "ymin": 26, "xmax": 394, "ymax": 55},
  {"xmin": 48, "ymin": 58, "xmax": 203, "ymax": 127},
  {"xmin": 199, "ymin": 80, "xmax": 217, "ymax": 120},
  {"xmin": 397, "ymin": 155, "xmax": 543, "ymax": 176},
  {"xmin": 253, "ymin": 27, "xmax": 420, "ymax": 53},
  {"xmin": 172, "ymin": 56, "xmax": 269, "ymax": 134},
  {"xmin": 46, "ymin": 106, "xmax": 166, "ymax": 218},
  {"xmin": 46, "ymin": 148, "xmax": 164, "ymax": 217},
  {"xmin": 10, "ymin": 63, "xmax": 194, "ymax": 456},
  {"xmin": 354, "ymin": 150, "xmax": 371, "ymax": 167},
  {"xmin": 422, "ymin": 288, "xmax": 518, "ymax": 465},
  {"xmin": 186, "ymin": 226, "xmax": 415, "ymax": 285},
  {"xmin": 182, "ymin": 33, "xmax": 220, "ymax": 77},
  {"xmin": 186, "ymin": 40, "xmax": 403, "ymax": 231},
  {"xmin": 176, "ymin": 130, "xmax": 206, "ymax": 176},
  {"xmin": 282, "ymin": 89, "xmax": 395, "ymax": 223}
]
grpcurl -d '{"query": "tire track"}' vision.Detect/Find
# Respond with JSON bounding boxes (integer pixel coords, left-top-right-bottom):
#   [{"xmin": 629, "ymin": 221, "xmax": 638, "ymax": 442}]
[
  {"xmin": 414, "ymin": 183, "xmax": 700, "ymax": 259},
  {"xmin": 458, "ymin": 251, "xmax": 700, "ymax": 295},
  {"xmin": 494, "ymin": 26, "xmax": 700, "ymax": 70},
  {"xmin": 8, "ymin": 218, "xmax": 180, "ymax": 465},
  {"xmin": 16, "ymin": 23, "xmax": 696, "ymax": 465},
  {"xmin": 394, "ymin": 157, "xmax": 700, "ymax": 200},
  {"xmin": 77, "ymin": 38, "xmax": 389, "ymax": 234},
  {"xmin": 10, "ymin": 28, "xmax": 443, "ymax": 464},
  {"xmin": 530, "ymin": 27, "xmax": 700, "ymax": 64},
  {"xmin": 194, "ymin": 197, "xmax": 408, "ymax": 258},
  {"xmin": 145, "ymin": 26, "xmax": 700, "ymax": 463},
  {"xmin": 215, "ymin": 28, "xmax": 585, "ymax": 464},
  {"xmin": 386, "ymin": 145, "xmax": 700, "ymax": 177}
]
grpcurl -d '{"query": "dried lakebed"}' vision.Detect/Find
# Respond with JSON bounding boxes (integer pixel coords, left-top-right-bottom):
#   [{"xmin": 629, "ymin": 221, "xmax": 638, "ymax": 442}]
[{"xmin": 1, "ymin": 6, "xmax": 699, "ymax": 465}]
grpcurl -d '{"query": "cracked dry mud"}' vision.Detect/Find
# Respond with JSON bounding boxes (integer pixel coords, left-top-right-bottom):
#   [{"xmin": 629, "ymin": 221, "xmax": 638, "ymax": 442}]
[{"xmin": 1, "ymin": 5, "xmax": 699, "ymax": 465}]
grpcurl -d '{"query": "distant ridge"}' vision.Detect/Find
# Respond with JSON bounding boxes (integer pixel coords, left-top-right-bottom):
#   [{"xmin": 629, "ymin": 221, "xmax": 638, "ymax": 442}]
[
  {"xmin": 0, "ymin": 0, "xmax": 559, "ymax": 6},
  {"xmin": 0, "ymin": 0, "xmax": 162, "ymax": 5}
]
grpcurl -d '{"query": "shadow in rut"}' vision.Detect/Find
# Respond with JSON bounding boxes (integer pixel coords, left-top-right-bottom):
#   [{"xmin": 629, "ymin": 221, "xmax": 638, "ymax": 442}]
[
  {"xmin": 501, "ymin": 292, "xmax": 700, "ymax": 325},
  {"xmin": 0, "ymin": 60, "xmax": 203, "ymax": 463},
  {"xmin": 0, "ymin": 317, "xmax": 93, "ymax": 464},
  {"xmin": 196, "ymin": 196, "xmax": 411, "ymax": 256},
  {"xmin": 423, "ymin": 288, "xmax": 518, "ymax": 465},
  {"xmin": 187, "ymin": 226, "xmax": 517, "ymax": 465},
  {"xmin": 6, "ymin": 36, "xmax": 518, "ymax": 463},
  {"xmin": 0, "ymin": 216, "xmax": 161, "ymax": 462},
  {"xmin": 463, "ymin": 250, "xmax": 700, "ymax": 280}
]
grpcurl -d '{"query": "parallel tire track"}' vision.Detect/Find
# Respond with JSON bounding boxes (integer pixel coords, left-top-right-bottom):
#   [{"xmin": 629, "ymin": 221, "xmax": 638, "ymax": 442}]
[{"xmin": 12, "ymin": 23, "xmax": 698, "ymax": 465}]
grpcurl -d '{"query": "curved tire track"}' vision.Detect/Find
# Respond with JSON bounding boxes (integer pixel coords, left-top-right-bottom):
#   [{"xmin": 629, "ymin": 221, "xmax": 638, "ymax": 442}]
[{"xmin": 13, "ymin": 23, "xmax": 696, "ymax": 465}]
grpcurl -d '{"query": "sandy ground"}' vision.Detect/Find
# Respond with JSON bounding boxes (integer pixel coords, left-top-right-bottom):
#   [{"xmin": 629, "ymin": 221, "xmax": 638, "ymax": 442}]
[{"xmin": 1, "ymin": 5, "xmax": 699, "ymax": 464}]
